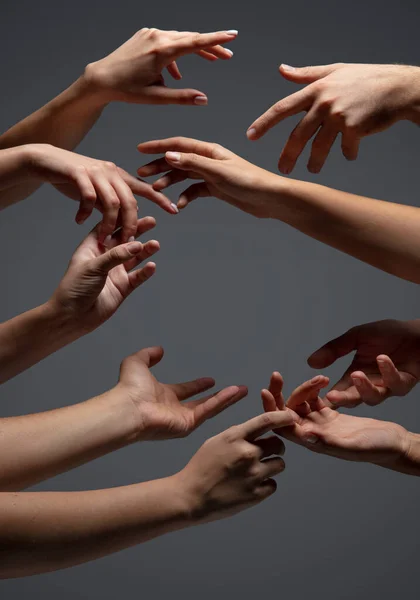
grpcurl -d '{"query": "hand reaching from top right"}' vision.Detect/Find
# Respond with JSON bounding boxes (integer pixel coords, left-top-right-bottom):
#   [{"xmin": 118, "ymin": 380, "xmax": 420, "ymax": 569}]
[{"xmin": 247, "ymin": 63, "xmax": 420, "ymax": 173}]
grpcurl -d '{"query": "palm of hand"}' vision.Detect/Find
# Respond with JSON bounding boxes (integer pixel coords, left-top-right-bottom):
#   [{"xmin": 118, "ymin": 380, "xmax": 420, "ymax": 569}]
[
  {"xmin": 294, "ymin": 408, "xmax": 404, "ymax": 464},
  {"xmin": 118, "ymin": 364, "xmax": 199, "ymax": 440},
  {"xmin": 56, "ymin": 237, "xmax": 131, "ymax": 327}
]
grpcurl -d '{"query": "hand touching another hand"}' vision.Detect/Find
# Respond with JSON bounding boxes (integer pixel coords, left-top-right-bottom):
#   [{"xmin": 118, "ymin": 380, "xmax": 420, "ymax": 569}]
[
  {"xmin": 308, "ymin": 320, "xmax": 420, "ymax": 408},
  {"xmin": 179, "ymin": 411, "xmax": 294, "ymax": 521},
  {"xmin": 50, "ymin": 218, "xmax": 159, "ymax": 333},
  {"xmin": 247, "ymin": 63, "xmax": 420, "ymax": 173},
  {"xmin": 25, "ymin": 144, "xmax": 175, "ymax": 244},
  {"xmin": 85, "ymin": 28, "xmax": 238, "ymax": 106},
  {"xmin": 137, "ymin": 137, "xmax": 281, "ymax": 217},
  {"xmin": 261, "ymin": 373, "xmax": 413, "ymax": 474},
  {"xmin": 112, "ymin": 345, "xmax": 248, "ymax": 440}
]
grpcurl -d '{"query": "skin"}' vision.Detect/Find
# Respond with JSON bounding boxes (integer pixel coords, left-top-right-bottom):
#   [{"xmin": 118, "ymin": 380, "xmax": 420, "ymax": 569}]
[
  {"xmin": 0, "ymin": 218, "xmax": 159, "ymax": 384},
  {"xmin": 247, "ymin": 63, "xmax": 420, "ymax": 173},
  {"xmin": 0, "ymin": 344, "xmax": 248, "ymax": 491},
  {"xmin": 308, "ymin": 319, "xmax": 420, "ymax": 408},
  {"xmin": 0, "ymin": 27, "xmax": 238, "ymax": 239},
  {"xmin": 261, "ymin": 372, "xmax": 420, "ymax": 476},
  {"xmin": 0, "ymin": 410, "xmax": 293, "ymax": 578}
]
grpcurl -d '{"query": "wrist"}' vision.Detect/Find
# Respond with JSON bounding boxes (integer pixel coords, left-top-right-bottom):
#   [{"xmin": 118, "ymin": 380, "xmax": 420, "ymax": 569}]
[
  {"xmin": 42, "ymin": 298, "xmax": 85, "ymax": 346},
  {"xmin": 83, "ymin": 62, "xmax": 121, "ymax": 105},
  {"xmin": 396, "ymin": 66, "xmax": 420, "ymax": 125}
]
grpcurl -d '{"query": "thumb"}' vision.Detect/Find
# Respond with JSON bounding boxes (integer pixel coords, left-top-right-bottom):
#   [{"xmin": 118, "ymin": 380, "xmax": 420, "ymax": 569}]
[
  {"xmin": 308, "ymin": 328, "xmax": 358, "ymax": 369},
  {"xmin": 164, "ymin": 151, "xmax": 217, "ymax": 176},
  {"xmin": 279, "ymin": 63, "xmax": 340, "ymax": 83},
  {"xmin": 132, "ymin": 346, "xmax": 165, "ymax": 368},
  {"xmin": 91, "ymin": 241, "xmax": 144, "ymax": 274}
]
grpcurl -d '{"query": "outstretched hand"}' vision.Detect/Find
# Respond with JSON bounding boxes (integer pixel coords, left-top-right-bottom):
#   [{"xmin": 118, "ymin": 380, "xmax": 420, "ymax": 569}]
[
  {"xmin": 261, "ymin": 373, "xmax": 408, "ymax": 469},
  {"xmin": 50, "ymin": 217, "xmax": 159, "ymax": 333},
  {"xmin": 86, "ymin": 28, "xmax": 238, "ymax": 106},
  {"xmin": 308, "ymin": 320, "xmax": 420, "ymax": 408},
  {"xmin": 115, "ymin": 346, "xmax": 248, "ymax": 440}
]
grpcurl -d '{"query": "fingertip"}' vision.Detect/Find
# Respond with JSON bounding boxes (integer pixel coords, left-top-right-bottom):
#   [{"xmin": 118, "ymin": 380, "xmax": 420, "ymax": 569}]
[{"xmin": 246, "ymin": 127, "xmax": 258, "ymax": 141}]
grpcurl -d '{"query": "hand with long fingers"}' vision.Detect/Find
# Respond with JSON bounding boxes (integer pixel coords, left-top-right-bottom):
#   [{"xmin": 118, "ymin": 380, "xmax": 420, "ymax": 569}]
[
  {"xmin": 247, "ymin": 63, "xmax": 420, "ymax": 174},
  {"xmin": 51, "ymin": 217, "xmax": 159, "ymax": 333},
  {"xmin": 22, "ymin": 144, "xmax": 175, "ymax": 243},
  {"xmin": 307, "ymin": 320, "xmax": 420, "ymax": 409},
  {"xmin": 137, "ymin": 137, "xmax": 280, "ymax": 217},
  {"xmin": 86, "ymin": 28, "xmax": 238, "ymax": 106},
  {"xmin": 261, "ymin": 374, "xmax": 418, "ymax": 475},
  {"xmin": 113, "ymin": 346, "xmax": 248, "ymax": 440}
]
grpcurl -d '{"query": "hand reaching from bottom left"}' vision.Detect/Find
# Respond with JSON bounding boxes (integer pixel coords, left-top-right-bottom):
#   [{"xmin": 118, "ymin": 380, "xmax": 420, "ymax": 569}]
[{"xmin": 261, "ymin": 372, "xmax": 420, "ymax": 476}]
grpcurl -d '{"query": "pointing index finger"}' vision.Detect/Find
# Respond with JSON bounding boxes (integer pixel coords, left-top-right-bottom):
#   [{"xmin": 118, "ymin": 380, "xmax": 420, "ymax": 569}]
[{"xmin": 239, "ymin": 411, "xmax": 296, "ymax": 441}]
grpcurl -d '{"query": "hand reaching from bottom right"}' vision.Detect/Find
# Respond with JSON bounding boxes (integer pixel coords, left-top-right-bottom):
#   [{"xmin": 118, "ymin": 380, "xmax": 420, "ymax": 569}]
[{"xmin": 261, "ymin": 372, "xmax": 420, "ymax": 476}]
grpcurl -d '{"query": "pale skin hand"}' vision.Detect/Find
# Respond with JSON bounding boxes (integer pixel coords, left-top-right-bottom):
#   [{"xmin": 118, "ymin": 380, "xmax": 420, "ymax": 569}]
[
  {"xmin": 0, "ymin": 28, "xmax": 237, "ymax": 212},
  {"xmin": 0, "ymin": 347, "xmax": 247, "ymax": 490},
  {"xmin": 137, "ymin": 137, "xmax": 280, "ymax": 217},
  {"xmin": 0, "ymin": 218, "xmax": 158, "ymax": 385},
  {"xmin": 0, "ymin": 144, "xmax": 170, "ymax": 244},
  {"xmin": 261, "ymin": 373, "xmax": 416, "ymax": 474},
  {"xmin": 137, "ymin": 137, "xmax": 420, "ymax": 285},
  {"xmin": 247, "ymin": 63, "xmax": 420, "ymax": 173},
  {"xmin": 308, "ymin": 319, "xmax": 420, "ymax": 408},
  {"xmin": 0, "ymin": 411, "xmax": 293, "ymax": 578}
]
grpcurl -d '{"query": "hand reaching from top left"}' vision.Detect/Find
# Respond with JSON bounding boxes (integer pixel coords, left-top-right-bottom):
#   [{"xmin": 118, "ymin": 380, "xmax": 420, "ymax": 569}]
[{"xmin": 85, "ymin": 28, "xmax": 238, "ymax": 106}]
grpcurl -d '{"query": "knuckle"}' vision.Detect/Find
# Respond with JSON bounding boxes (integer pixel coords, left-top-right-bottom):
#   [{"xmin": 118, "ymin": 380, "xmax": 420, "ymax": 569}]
[
  {"xmin": 104, "ymin": 161, "xmax": 117, "ymax": 171},
  {"xmin": 224, "ymin": 425, "xmax": 240, "ymax": 442}
]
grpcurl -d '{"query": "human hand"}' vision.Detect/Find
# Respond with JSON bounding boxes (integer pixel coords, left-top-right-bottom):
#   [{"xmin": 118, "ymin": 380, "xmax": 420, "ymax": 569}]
[
  {"xmin": 85, "ymin": 28, "xmax": 238, "ymax": 106},
  {"xmin": 27, "ymin": 143, "xmax": 176, "ymax": 244},
  {"xmin": 114, "ymin": 346, "xmax": 248, "ymax": 440},
  {"xmin": 308, "ymin": 320, "xmax": 420, "ymax": 408},
  {"xmin": 137, "ymin": 137, "xmax": 281, "ymax": 218},
  {"xmin": 178, "ymin": 410, "xmax": 295, "ymax": 522},
  {"xmin": 49, "ymin": 217, "xmax": 159, "ymax": 333},
  {"xmin": 247, "ymin": 63, "xmax": 420, "ymax": 173},
  {"xmin": 262, "ymin": 373, "xmax": 408, "ymax": 469}
]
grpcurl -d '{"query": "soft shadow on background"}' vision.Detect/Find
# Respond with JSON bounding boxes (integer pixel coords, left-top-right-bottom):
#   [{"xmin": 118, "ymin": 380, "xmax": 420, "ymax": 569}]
[{"xmin": 0, "ymin": 0, "xmax": 419, "ymax": 598}]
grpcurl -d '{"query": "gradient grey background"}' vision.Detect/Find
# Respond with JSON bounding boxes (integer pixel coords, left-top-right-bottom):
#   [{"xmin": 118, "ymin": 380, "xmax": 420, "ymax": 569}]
[{"xmin": 0, "ymin": 0, "xmax": 419, "ymax": 597}]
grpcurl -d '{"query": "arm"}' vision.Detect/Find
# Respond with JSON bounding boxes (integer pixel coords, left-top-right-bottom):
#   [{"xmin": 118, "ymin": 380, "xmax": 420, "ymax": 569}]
[
  {"xmin": 0, "ymin": 28, "xmax": 237, "ymax": 209},
  {"xmin": 0, "ymin": 217, "xmax": 159, "ymax": 384},
  {"xmin": 247, "ymin": 63, "xmax": 420, "ymax": 173},
  {"xmin": 0, "ymin": 344, "xmax": 247, "ymax": 490},
  {"xmin": 261, "ymin": 372, "xmax": 420, "ymax": 477},
  {"xmin": 0, "ymin": 411, "xmax": 293, "ymax": 578},
  {"xmin": 137, "ymin": 137, "xmax": 420, "ymax": 284}
]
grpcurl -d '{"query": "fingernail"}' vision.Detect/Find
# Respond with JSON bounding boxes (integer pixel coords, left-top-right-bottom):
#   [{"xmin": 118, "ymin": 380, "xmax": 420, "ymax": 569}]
[
  {"xmin": 171, "ymin": 203, "xmax": 179, "ymax": 214},
  {"xmin": 247, "ymin": 127, "xmax": 257, "ymax": 140},
  {"xmin": 352, "ymin": 377, "xmax": 362, "ymax": 387},
  {"xmin": 281, "ymin": 64, "xmax": 295, "ymax": 71},
  {"xmin": 128, "ymin": 236, "xmax": 135, "ymax": 242},
  {"xmin": 104, "ymin": 235, "xmax": 112, "ymax": 247},
  {"xmin": 311, "ymin": 376, "xmax": 322, "ymax": 385},
  {"xmin": 166, "ymin": 151, "xmax": 181, "ymax": 162},
  {"xmin": 194, "ymin": 95, "xmax": 208, "ymax": 106},
  {"xmin": 226, "ymin": 29, "xmax": 238, "ymax": 35},
  {"xmin": 305, "ymin": 435, "xmax": 319, "ymax": 444},
  {"xmin": 127, "ymin": 241, "xmax": 142, "ymax": 253},
  {"xmin": 225, "ymin": 48, "xmax": 234, "ymax": 57}
]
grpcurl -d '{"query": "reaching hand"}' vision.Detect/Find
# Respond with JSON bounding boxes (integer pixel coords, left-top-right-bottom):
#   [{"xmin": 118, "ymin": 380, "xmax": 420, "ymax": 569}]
[
  {"xmin": 50, "ymin": 217, "xmax": 159, "ymax": 333},
  {"xmin": 137, "ymin": 137, "xmax": 281, "ymax": 218},
  {"xmin": 247, "ymin": 63, "xmax": 420, "ymax": 173},
  {"xmin": 180, "ymin": 410, "xmax": 295, "ymax": 522},
  {"xmin": 307, "ymin": 320, "xmax": 420, "ymax": 408},
  {"xmin": 114, "ymin": 346, "xmax": 248, "ymax": 440},
  {"xmin": 261, "ymin": 373, "xmax": 408, "ymax": 469},
  {"xmin": 27, "ymin": 144, "xmax": 176, "ymax": 244},
  {"xmin": 85, "ymin": 28, "xmax": 238, "ymax": 106}
]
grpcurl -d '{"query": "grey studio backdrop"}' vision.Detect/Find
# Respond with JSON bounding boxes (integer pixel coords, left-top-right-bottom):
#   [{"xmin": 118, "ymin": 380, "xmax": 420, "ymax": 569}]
[{"xmin": 0, "ymin": 0, "xmax": 419, "ymax": 598}]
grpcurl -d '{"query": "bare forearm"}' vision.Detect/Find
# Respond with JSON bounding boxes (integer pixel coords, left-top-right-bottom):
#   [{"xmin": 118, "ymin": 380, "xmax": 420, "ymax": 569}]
[
  {"xmin": 271, "ymin": 178, "xmax": 420, "ymax": 284},
  {"xmin": 0, "ymin": 301, "xmax": 80, "ymax": 385},
  {"xmin": 0, "ymin": 477, "xmax": 190, "ymax": 578},
  {"xmin": 0, "ymin": 391, "xmax": 139, "ymax": 490},
  {"xmin": 0, "ymin": 74, "xmax": 107, "ymax": 207}
]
